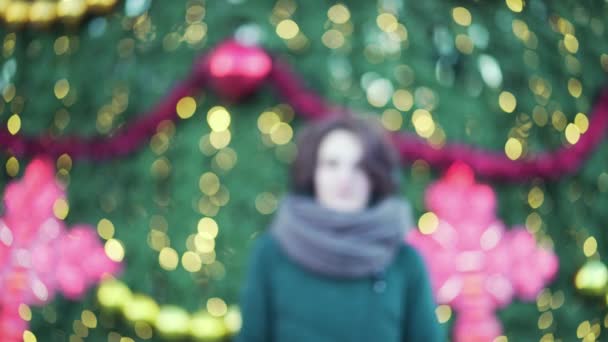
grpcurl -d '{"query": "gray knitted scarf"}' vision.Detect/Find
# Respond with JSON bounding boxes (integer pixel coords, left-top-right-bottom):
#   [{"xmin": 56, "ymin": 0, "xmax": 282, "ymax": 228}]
[{"xmin": 269, "ymin": 194, "xmax": 413, "ymax": 278}]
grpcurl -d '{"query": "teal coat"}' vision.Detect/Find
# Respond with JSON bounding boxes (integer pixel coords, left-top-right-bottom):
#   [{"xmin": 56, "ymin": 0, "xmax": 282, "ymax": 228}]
[{"xmin": 235, "ymin": 233, "xmax": 445, "ymax": 342}]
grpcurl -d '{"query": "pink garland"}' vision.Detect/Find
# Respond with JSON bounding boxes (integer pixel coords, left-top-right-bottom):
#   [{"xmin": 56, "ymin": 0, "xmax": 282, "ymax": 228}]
[{"xmin": 1, "ymin": 40, "xmax": 607, "ymax": 181}]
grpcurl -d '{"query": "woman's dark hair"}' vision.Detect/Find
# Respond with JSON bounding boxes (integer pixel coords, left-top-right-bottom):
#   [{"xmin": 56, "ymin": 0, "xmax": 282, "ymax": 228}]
[{"xmin": 289, "ymin": 114, "xmax": 401, "ymax": 204}]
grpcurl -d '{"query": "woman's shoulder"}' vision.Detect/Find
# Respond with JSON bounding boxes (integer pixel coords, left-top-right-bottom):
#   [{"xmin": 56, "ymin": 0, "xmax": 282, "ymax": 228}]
[
  {"xmin": 393, "ymin": 242, "xmax": 428, "ymax": 273},
  {"xmin": 248, "ymin": 231, "xmax": 282, "ymax": 259}
]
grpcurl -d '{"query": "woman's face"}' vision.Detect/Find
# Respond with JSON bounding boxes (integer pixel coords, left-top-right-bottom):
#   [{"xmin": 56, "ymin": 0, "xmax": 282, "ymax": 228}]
[{"xmin": 314, "ymin": 129, "xmax": 371, "ymax": 213}]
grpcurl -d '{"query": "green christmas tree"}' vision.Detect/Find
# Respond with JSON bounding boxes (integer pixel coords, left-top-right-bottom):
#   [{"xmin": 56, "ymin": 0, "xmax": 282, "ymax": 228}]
[{"xmin": 1, "ymin": 0, "xmax": 608, "ymax": 341}]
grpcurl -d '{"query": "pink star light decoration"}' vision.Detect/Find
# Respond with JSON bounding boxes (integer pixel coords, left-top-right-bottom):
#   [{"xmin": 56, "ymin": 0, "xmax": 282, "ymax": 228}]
[
  {"xmin": 0, "ymin": 158, "xmax": 121, "ymax": 341},
  {"xmin": 407, "ymin": 163, "xmax": 559, "ymax": 342}
]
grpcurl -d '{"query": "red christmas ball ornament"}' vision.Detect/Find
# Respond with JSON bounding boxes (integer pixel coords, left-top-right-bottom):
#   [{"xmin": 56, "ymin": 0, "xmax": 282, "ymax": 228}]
[{"xmin": 203, "ymin": 40, "xmax": 272, "ymax": 102}]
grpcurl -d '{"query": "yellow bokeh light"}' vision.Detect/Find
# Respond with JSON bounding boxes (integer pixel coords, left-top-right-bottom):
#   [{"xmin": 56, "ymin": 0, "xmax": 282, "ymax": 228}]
[
  {"xmin": 159, "ymin": 247, "xmax": 179, "ymax": 271},
  {"xmin": 199, "ymin": 172, "xmax": 220, "ymax": 196},
  {"xmin": 565, "ymin": 123, "xmax": 581, "ymax": 144},
  {"xmin": 270, "ymin": 122, "xmax": 293, "ymax": 145},
  {"xmin": 412, "ymin": 109, "xmax": 435, "ymax": 138},
  {"xmin": 97, "ymin": 218, "xmax": 115, "ymax": 240},
  {"xmin": 557, "ymin": 18, "xmax": 574, "ymax": 35},
  {"xmin": 512, "ymin": 19, "xmax": 529, "ymax": 41},
  {"xmin": 185, "ymin": 23, "xmax": 207, "ymax": 44},
  {"xmin": 392, "ymin": 89, "xmax": 413, "ymax": 111},
  {"xmin": 207, "ymin": 106, "xmax": 231, "ymax": 132},
  {"xmin": 577, "ymin": 321, "xmax": 591, "ymax": 338},
  {"xmin": 528, "ymin": 186, "xmax": 544, "ymax": 209},
  {"xmin": 455, "ymin": 34, "xmax": 474, "ymax": 54},
  {"xmin": 19, "ymin": 304, "xmax": 32, "ymax": 321},
  {"xmin": 123, "ymin": 294, "xmax": 160, "ymax": 324},
  {"xmin": 564, "ymin": 34, "xmax": 579, "ymax": 54},
  {"xmin": 148, "ymin": 230, "xmax": 169, "ymax": 251},
  {"xmin": 134, "ymin": 321, "xmax": 153, "ymax": 339},
  {"xmin": 376, "ymin": 13, "xmax": 398, "ymax": 32},
  {"xmin": 53, "ymin": 198, "xmax": 69, "ymax": 220},
  {"xmin": 198, "ymin": 217, "xmax": 219, "ymax": 238},
  {"xmin": 3, "ymin": 84, "xmax": 16, "ymax": 102},
  {"xmin": 601, "ymin": 54, "xmax": 608, "ymax": 72},
  {"xmin": 73, "ymin": 320, "xmax": 87, "ymax": 337},
  {"xmin": 6, "ymin": 156, "xmax": 19, "ymax": 177},
  {"xmin": 536, "ymin": 289, "xmax": 551, "ymax": 311},
  {"xmin": 214, "ymin": 148, "xmax": 238, "ymax": 171},
  {"xmin": 207, "ymin": 297, "xmax": 228, "ymax": 317},
  {"xmin": 155, "ymin": 306, "xmax": 190, "ymax": 336},
  {"xmin": 151, "ymin": 157, "xmax": 171, "ymax": 179},
  {"xmin": 574, "ymin": 113, "xmax": 589, "ymax": 133},
  {"xmin": 23, "ymin": 331, "xmax": 37, "ymax": 342},
  {"xmin": 209, "ymin": 129, "xmax": 231, "ymax": 149},
  {"xmin": 200, "ymin": 251, "xmax": 216, "ymax": 265},
  {"xmin": 381, "ymin": 109, "xmax": 403, "ymax": 131},
  {"xmin": 322, "ymin": 29, "xmax": 345, "ymax": 49},
  {"xmin": 285, "ymin": 32, "xmax": 309, "ymax": 51},
  {"xmin": 97, "ymin": 279, "xmax": 132, "ymax": 309},
  {"xmin": 210, "ymin": 186, "xmax": 230, "ymax": 207},
  {"xmin": 276, "ymin": 19, "xmax": 299, "ymax": 40},
  {"xmin": 182, "ymin": 251, "xmax": 202, "ymax": 272},
  {"xmin": 551, "ymin": 111, "xmax": 567, "ymax": 131},
  {"xmin": 525, "ymin": 212, "xmax": 542, "ymax": 233},
  {"xmin": 327, "ymin": 4, "xmax": 350, "ymax": 24},
  {"xmin": 505, "ymin": 0, "xmax": 524, "ymax": 12},
  {"xmin": 195, "ymin": 234, "xmax": 215, "ymax": 253},
  {"xmin": 452, "ymin": 7, "xmax": 472, "ymax": 26},
  {"xmin": 532, "ymin": 106, "xmax": 548, "ymax": 127},
  {"xmin": 150, "ymin": 215, "xmax": 169, "ymax": 232},
  {"xmin": 504, "ymin": 138, "xmax": 523, "ymax": 160},
  {"xmin": 257, "ymin": 111, "xmax": 280, "ymax": 134},
  {"xmin": 224, "ymin": 306, "xmax": 243, "ymax": 333},
  {"xmin": 53, "ymin": 36, "xmax": 70, "ymax": 56},
  {"xmin": 538, "ymin": 311, "xmax": 553, "ymax": 330},
  {"xmin": 498, "ymin": 91, "xmax": 517, "ymax": 113},
  {"xmin": 418, "ymin": 212, "xmax": 439, "ymax": 235},
  {"xmin": 255, "ymin": 192, "xmax": 278, "ymax": 215},
  {"xmin": 54, "ymin": 79, "xmax": 70, "ymax": 99},
  {"xmin": 583, "ymin": 237, "xmax": 598, "ymax": 257},
  {"xmin": 198, "ymin": 197, "xmax": 220, "ymax": 217},
  {"xmin": 150, "ymin": 132, "xmax": 169, "ymax": 155},
  {"xmin": 551, "ymin": 291, "xmax": 565, "ymax": 310},
  {"xmin": 7, "ymin": 114, "xmax": 21, "ymax": 135},
  {"xmin": 81, "ymin": 310, "xmax": 97, "ymax": 329},
  {"xmin": 105, "ymin": 239, "xmax": 125, "ymax": 262},
  {"xmin": 568, "ymin": 78, "xmax": 582, "ymax": 98},
  {"xmin": 435, "ymin": 305, "xmax": 452, "ymax": 323},
  {"xmin": 57, "ymin": 153, "xmax": 72, "ymax": 171},
  {"xmin": 176, "ymin": 96, "xmax": 197, "ymax": 119}
]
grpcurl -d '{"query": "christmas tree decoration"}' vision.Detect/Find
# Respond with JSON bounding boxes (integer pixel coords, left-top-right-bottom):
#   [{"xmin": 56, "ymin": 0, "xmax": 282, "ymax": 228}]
[
  {"xmin": 28, "ymin": 1, "xmax": 58, "ymax": 28},
  {"xmin": 0, "ymin": 158, "xmax": 121, "ymax": 341},
  {"xmin": 574, "ymin": 260, "xmax": 608, "ymax": 297},
  {"xmin": 0, "ymin": 0, "xmax": 119, "ymax": 29},
  {"xmin": 407, "ymin": 163, "xmax": 559, "ymax": 341},
  {"xmin": 1, "ymin": 38, "xmax": 607, "ymax": 181},
  {"xmin": 96, "ymin": 278, "xmax": 132, "ymax": 311},
  {"xmin": 155, "ymin": 305, "xmax": 191, "ymax": 339},
  {"xmin": 86, "ymin": 0, "xmax": 119, "ymax": 13},
  {"xmin": 204, "ymin": 39, "xmax": 273, "ymax": 102},
  {"xmin": 3, "ymin": 1, "xmax": 30, "ymax": 27},
  {"xmin": 96, "ymin": 278, "xmax": 240, "ymax": 340},
  {"xmin": 189, "ymin": 311, "xmax": 227, "ymax": 341},
  {"xmin": 56, "ymin": 0, "xmax": 87, "ymax": 25},
  {"xmin": 3, "ymin": 1, "xmax": 608, "ymax": 340}
]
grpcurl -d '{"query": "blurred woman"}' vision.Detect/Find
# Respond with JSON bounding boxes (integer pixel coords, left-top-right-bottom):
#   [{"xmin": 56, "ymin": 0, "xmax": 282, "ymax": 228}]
[{"xmin": 235, "ymin": 114, "xmax": 444, "ymax": 342}]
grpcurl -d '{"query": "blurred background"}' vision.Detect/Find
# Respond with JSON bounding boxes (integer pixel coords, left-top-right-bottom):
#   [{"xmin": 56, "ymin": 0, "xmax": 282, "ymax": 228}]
[{"xmin": 1, "ymin": 0, "xmax": 607, "ymax": 341}]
